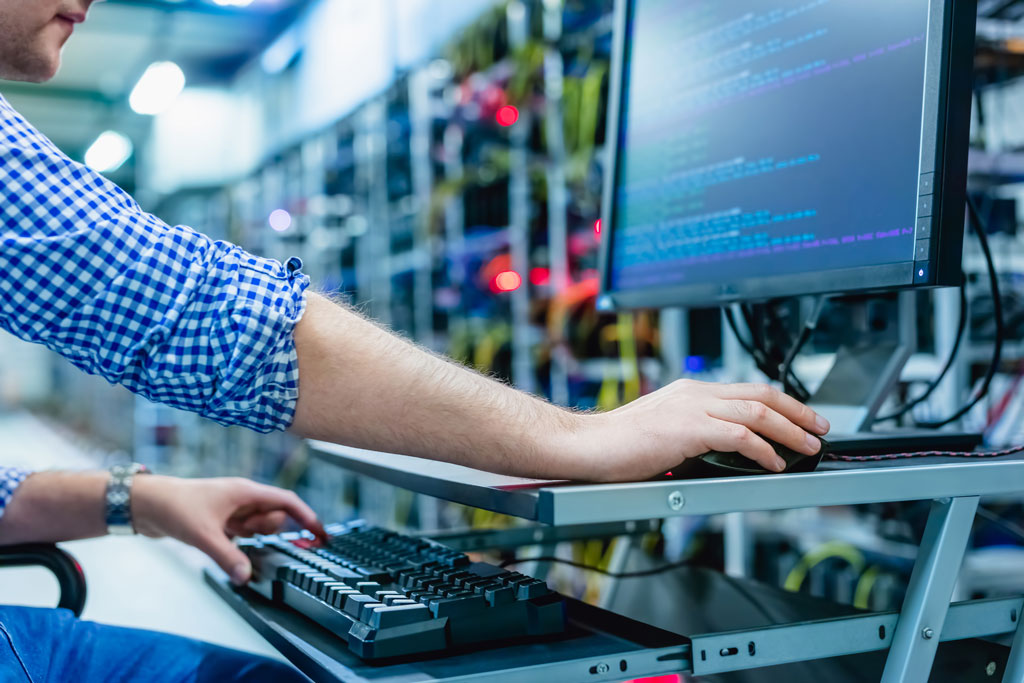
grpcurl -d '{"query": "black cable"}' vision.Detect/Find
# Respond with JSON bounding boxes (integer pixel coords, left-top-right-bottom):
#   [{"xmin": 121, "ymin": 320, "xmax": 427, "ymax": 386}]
[
  {"xmin": 723, "ymin": 306, "xmax": 775, "ymax": 377},
  {"xmin": 976, "ymin": 506, "xmax": 1024, "ymax": 545},
  {"xmin": 499, "ymin": 555, "xmax": 692, "ymax": 578},
  {"xmin": 874, "ymin": 274, "xmax": 968, "ymax": 423},
  {"xmin": 780, "ymin": 297, "xmax": 826, "ymax": 399},
  {"xmin": 763, "ymin": 301, "xmax": 812, "ymax": 400},
  {"xmin": 724, "ymin": 305, "xmax": 811, "ymax": 400},
  {"xmin": 916, "ymin": 194, "xmax": 1004, "ymax": 428},
  {"xmin": 740, "ymin": 304, "xmax": 766, "ymax": 353}
]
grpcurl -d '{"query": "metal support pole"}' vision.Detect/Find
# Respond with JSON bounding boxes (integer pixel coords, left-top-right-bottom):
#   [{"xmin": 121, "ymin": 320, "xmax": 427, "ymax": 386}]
[
  {"xmin": 542, "ymin": 0, "xmax": 570, "ymax": 406},
  {"xmin": 409, "ymin": 69, "xmax": 436, "ymax": 350},
  {"xmin": 723, "ymin": 512, "xmax": 751, "ymax": 578},
  {"xmin": 881, "ymin": 496, "xmax": 980, "ymax": 683},
  {"xmin": 507, "ymin": 1, "xmax": 535, "ymax": 394},
  {"xmin": 1004, "ymin": 606, "xmax": 1024, "ymax": 683},
  {"xmin": 598, "ymin": 535, "xmax": 634, "ymax": 610},
  {"xmin": 722, "ymin": 305, "xmax": 754, "ymax": 383}
]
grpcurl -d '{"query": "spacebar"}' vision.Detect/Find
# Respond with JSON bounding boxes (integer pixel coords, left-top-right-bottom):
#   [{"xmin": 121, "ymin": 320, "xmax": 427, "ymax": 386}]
[{"xmin": 281, "ymin": 582, "xmax": 359, "ymax": 637}]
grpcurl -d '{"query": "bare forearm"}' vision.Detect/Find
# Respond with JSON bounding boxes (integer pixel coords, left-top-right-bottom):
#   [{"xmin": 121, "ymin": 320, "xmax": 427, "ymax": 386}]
[
  {"xmin": 290, "ymin": 293, "xmax": 584, "ymax": 479},
  {"xmin": 289, "ymin": 293, "xmax": 831, "ymax": 483},
  {"xmin": 0, "ymin": 471, "xmax": 107, "ymax": 545}
]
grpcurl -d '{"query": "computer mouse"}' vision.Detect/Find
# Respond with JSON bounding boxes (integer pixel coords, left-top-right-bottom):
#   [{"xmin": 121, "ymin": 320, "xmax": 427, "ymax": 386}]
[{"xmin": 664, "ymin": 437, "xmax": 829, "ymax": 479}]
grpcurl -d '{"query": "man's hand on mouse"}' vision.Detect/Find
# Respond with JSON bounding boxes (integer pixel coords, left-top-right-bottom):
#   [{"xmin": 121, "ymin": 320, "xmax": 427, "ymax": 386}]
[{"xmin": 578, "ymin": 380, "xmax": 830, "ymax": 482}]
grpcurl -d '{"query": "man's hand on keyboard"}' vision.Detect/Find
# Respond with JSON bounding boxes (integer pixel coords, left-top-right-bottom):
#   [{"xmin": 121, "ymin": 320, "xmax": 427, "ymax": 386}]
[{"xmin": 132, "ymin": 476, "xmax": 326, "ymax": 585}]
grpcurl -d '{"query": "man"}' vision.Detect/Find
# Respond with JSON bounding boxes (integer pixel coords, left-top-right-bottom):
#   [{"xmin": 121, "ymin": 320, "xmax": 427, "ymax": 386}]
[{"xmin": 0, "ymin": 0, "xmax": 831, "ymax": 680}]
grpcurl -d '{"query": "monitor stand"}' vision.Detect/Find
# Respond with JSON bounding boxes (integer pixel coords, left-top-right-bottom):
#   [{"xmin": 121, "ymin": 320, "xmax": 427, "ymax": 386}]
[{"xmin": 805, "ymin": 294, "xmax": 981, "ymax": 455}]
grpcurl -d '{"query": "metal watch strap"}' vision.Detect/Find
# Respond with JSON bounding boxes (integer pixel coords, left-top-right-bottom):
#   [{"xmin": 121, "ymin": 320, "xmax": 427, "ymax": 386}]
[{"xmin": 105, "ymin": 463, "xmax": 150, "ymax": 535}]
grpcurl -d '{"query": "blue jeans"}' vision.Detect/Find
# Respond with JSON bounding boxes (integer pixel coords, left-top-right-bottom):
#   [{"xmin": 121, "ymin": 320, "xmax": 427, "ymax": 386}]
[{"xmin": 0, "ymin": 605, "xmax": 310, "ymax": 682}]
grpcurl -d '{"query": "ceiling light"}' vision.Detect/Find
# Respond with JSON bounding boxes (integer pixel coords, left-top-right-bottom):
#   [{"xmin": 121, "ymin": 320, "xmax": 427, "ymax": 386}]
[
  {"xmin": 84, "ymin": 131, "xmax": 133, "ymax": 173},
  {"xmin": 269, "ymin": 209, "xmax": 293, "ymax": 232},
  {"xmin": 129, "ymin": 62, "xmax": 186, "ymax": 116},
  {"xmin": 211, "ymin": 0, "xmax": 255, "ymax": 6}
]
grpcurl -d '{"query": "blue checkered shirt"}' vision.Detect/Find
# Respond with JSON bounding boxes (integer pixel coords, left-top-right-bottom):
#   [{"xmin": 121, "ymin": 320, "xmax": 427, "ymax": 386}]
[{"xmin": 0, "ymin": 92, "xmax": 310, "ymax": 519}]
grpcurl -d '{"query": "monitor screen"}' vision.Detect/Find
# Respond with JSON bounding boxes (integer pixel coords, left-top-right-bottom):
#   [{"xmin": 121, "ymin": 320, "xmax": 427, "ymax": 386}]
[{"xmin": 600, "ymin": 0, "xmax": 973, "ymax": 308}]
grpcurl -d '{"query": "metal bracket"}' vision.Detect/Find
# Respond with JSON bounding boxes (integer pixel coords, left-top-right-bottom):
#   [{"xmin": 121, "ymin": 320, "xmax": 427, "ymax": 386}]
[
  {"xmin": 881, "ymin": 496, "xmax": 980, "ymax": 682},
  {"xmin": 689, "ymin": 596, "xmax": 1022, "ymax": 676}
]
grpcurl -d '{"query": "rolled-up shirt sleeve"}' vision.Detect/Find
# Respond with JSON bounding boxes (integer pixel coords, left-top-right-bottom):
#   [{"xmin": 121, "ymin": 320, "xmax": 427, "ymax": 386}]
[
  {"xmin": 0, "ymin": 468, "xmax": 30, "ymax": 521},
  {"xmin": 0, "ymin": 94, "xmax": 309, "ymax": 432}
]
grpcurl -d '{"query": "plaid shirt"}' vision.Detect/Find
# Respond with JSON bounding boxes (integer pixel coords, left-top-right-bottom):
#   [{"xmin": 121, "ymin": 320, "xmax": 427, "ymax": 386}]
[{"xmin": 0, "ymin": 92, "xmax": 310, "ymax": 519}]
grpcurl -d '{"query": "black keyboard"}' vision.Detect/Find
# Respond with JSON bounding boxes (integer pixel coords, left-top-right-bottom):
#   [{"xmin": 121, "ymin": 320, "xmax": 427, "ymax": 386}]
[{"xmin": 239, "ymin": 521, "xmax": 567, "ymax": 660}]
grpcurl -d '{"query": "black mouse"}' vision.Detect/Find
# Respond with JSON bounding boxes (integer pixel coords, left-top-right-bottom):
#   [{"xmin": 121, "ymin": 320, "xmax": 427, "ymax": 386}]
[{"xmin": 664, "ymin": 437, "xmax": 829, "ymax": 479}]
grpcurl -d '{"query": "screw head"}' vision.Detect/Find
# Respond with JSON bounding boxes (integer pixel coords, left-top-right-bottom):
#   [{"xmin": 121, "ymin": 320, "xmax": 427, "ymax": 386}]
[
  {"xmin": 595, "ymin": 662, "xmax": 610, "ymax": 674},
  {"xmin": 985, "ymin": 661, "xmax": 997, "ymax": 676},
  {"xmin": 922, "ymin": 627, "xmax": 935, "ymax": 640},
  {"xmin": 667, "ymin": 491, "xmax": 685, "ymax": 511}
]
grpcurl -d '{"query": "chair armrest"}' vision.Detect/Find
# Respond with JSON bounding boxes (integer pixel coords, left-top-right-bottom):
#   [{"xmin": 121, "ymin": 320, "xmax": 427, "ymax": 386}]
[{"xmin": 0, "ymin": 544, "xmax": 87, "ymax": 616}]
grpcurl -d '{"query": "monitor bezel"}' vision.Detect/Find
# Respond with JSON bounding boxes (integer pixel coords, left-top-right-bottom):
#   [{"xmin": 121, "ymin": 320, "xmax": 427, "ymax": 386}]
[{"xmin": 597, "ymin": 0, "xmax": 977, "ymax": 310}]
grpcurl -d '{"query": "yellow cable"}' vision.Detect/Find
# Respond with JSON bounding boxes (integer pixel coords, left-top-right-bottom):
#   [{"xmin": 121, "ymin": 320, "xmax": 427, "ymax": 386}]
[
  {"xmin": 617, "ymin": 313, "xmax": 641, "ymax": 403},
  {"xmin": 853, "ymin": 565, "xmax": 882, "ymax": 610},
  {"xmin": 578, "ymin": 63, "xmax": 607, "ymax": 154},
  {"xmin": 473, "ymin": 323, "xmax": 510, "ymax": 373},
  {"xmin": 783, "ymin": 541, "xmax": 865, "ymax": 593}
]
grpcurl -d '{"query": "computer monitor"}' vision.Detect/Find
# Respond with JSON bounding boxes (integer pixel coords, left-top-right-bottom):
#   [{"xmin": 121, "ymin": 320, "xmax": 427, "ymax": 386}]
[{"xmin": 598, "ymin": 0, "xmax": 977, "ymax": 311}]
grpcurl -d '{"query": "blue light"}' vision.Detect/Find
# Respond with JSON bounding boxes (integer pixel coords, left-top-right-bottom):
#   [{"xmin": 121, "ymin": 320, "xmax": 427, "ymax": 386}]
[{"xmin": 685, "ymin": 356, "xmax": 706, "ymax": 373}]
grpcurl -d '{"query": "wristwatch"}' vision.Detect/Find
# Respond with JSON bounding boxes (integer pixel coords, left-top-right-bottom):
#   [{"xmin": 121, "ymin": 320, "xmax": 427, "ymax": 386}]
[{"xmin": 105, "ymin": 463, "xmax": 151, "ymax": 535}]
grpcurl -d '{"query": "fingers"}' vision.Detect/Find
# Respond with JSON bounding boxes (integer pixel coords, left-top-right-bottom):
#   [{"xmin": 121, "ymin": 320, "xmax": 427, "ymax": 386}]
[
  {"xmin": 703, "ymin": 421, "xmax": 787, "ymax": 472},
  {"xmin": 194, "ymin": 527, "xmax": 252, "ymax": 586},
  {"xmin": 713, "ymin": 383, "xmax": 830, "ymax": 435},
  {"xmin": 709, "ymin": 400, "xmax": 821, "ymax": 456},
  {"xmin": 228, "ymin": 511, "xmax": 288, "ymax": 537},
  {"xmin": 235, "ymin": 483, "xmax": 326, "ymax": 540}
]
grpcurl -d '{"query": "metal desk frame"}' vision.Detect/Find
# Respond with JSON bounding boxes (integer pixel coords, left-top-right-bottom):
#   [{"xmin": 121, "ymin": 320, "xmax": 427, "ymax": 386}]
[{"xmin": 309, "ymin": 442, "xmax": 1024, "ymax": 682}]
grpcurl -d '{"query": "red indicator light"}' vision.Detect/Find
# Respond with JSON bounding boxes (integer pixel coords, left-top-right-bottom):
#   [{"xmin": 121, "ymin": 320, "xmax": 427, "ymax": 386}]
[
  {"xmin": 494, "ymin": 270, "xmax": 523, "ymax": 292},
  {"xmin": 530, "ymin": 267, "xmax": 550, "ymax": 286},
  {"xmin": 594, "ymin": 218, "xmax": 602, "ymax": 239},
  {"xmin": 496, "ymin": 105, "xmax": 520, "ymax": 127}
]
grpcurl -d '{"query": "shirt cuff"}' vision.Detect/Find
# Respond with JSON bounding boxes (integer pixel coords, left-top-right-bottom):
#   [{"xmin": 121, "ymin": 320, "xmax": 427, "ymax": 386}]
[
  {"xmin": 198, "ymin": 252, "xmax": 310, "ymax": 433},
  {"xmin": 0, "ymin": 468, "xmax": 31, "ymax": 521}
]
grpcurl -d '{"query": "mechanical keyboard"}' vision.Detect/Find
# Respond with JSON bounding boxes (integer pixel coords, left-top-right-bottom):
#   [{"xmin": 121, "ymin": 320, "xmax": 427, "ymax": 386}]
[{"xmin": 239, "ymin": 521, "xmax": 567, "ymax": 660}]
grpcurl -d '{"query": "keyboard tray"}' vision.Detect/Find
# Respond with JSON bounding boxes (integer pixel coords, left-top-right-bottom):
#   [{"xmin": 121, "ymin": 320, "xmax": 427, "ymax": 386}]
[{"xmin": 205, "ymin": 570, "xmax": 691, "ymax": 683}]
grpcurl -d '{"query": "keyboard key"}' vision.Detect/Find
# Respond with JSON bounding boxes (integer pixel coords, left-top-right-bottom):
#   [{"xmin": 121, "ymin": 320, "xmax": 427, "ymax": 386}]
[
  {"xmin": 317, "ymin": 581, "xmax": 348, "ymax": 600},
  {"xmin": 327, "ymin": 586, "xmax": 357, "ymax": 609},
  {"xmin": 359, "ymin": 601, "xmax": 387, "ymax": 622},
  {"xmin": 390, "ymin": 598, "xmax": 417, "ymax": 607},
  {"xmin": 325, "ymin": 566, "xmax": 362, "ymax": 585},
  {"xmin": 485, "ymin": 585, "xmax": 516, "ymax": 606},
  {"xmin": 516, "ymin": 581, "xmax": 550, "ymax": 600},
  {"xmin": 430, "ymin": 595, "xmax": 488, "ymax": 618},
  {"xmin": 309, "ymin": 576, "xmax": 335, "ymax": 597},
  {"xmin": 344, "ymin": 594, "xmax": 379, "ymax": 618},
  {"xmin": 370, "ymin": 604, "xmax": 431, "ymax": 629},
  {"xmin": 354, "ymin": 566, "xmax": 392, "ymax": 583}
]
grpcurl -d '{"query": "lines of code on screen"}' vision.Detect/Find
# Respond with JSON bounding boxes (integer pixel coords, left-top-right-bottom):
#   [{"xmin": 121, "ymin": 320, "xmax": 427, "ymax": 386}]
[{"xmin": 610, "ymin": 0, "xmax": 930, "ymax": 294}]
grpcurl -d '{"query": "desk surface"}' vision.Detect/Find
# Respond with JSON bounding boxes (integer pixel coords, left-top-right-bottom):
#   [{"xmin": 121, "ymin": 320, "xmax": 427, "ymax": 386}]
[{"xmin": 309, "ymin": 441, "xmax": 1024, "ymax": 526}]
